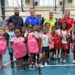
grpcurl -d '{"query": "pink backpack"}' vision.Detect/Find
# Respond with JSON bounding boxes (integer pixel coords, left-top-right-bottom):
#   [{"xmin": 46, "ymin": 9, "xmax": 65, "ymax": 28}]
[
  {"xmin": 47, "ymin": 31, "xmax": 54, "ymax": 49},
  {"xmin": 13, "ymin": 37, "xmax": 27, "ymax": 59},
  {"xmin": 27, "ymin": 33, "xmax": 39, "ymax": 53},
  {"xmin": 0, "ymin": 36, "xmax": 7, "ymax": 55}
]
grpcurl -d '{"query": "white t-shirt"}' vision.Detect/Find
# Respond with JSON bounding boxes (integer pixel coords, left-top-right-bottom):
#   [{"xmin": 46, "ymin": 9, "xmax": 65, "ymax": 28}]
[
  {"xmin": 62, "ymin": 30, "xmax": 68, "ymax": 44},
  {"xmin": 10, "ymin": 37, "xmax": 25, "ymax": 42},
  {"xmin": 56, "ymin": 29, "xmax": 61, "ymax": 36},
  {"xmin": 41, "ymin": 34, "xmax": 49, "ymax": 47}
]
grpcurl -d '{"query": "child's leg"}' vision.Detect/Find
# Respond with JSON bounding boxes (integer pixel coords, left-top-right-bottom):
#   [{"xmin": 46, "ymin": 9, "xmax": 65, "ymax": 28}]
[
  {"xmin": 20, "ymin": 58, "xmax": 24, "ymax": 66},
  {"xmin": 29, "ymin": 54, "xmax": 33, "ymax": 65},
  {"xmin": 73, "ymin": 51, "xmax": 75, "ymax": 60},
  {"xmin": 61, "ymin": 50, "xmax": 64, "ymax": 58},
  {"xmin": 16, "ymin": 58, "xmax": 20, "ymax": 67},
  {"xmin": 0, "ymin": 54, "xmax": 2, "ymax": 67},
  {"xmin": 58, "ymin": 49, "xmax": 60, "ymax": 56},
  {"xmin": 36, "ymin": 54, "xmax": 39, "ymax": 64},
  {"xmin": 10, "ymin": 53, "xmax": 14, "ymax": 67},
  {"xmin": 39, "ymin": 52, "xmax": 45, "ymax": 64},
  {"xmin": 64, "ymin": 50, "xmax": 67, "ymax": 59},
  {"xmin": 45, "ymin": 52, "xmax": 49, "ymax": 62},
  {"xmin": 20, "ymin": 58, "xmax": 24, "ymax": 70}
]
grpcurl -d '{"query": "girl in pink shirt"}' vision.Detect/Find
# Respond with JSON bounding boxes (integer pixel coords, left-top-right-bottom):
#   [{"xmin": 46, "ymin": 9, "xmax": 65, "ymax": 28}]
[
  {"xmin": 26, "ymin": 24, "xmax": 39, "ymax": 70},
  {"xmin": 0, "ymin": 29, "xmax": 7, "ymax": 70},
  {"xmin": 10, "ymin": 29, "xmax": 27, "ymax": 72}
]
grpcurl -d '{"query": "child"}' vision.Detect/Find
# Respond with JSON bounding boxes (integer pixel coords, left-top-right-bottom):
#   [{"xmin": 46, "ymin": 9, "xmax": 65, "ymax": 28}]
[
  {"xmin": 21, "ymin": 26, "xmax": 26, "ymax": 37},
  {"xmin": 21, "ymin": 26, "xmax": 29, "ymax": 65},
  {"xmin": 39, "ymin": 27, "xmax": 50, "ymax": 66},
  {"xmin": 10, "ymin": 29, "xmax": 27, "ymax": 71},
  {"xmin": 26, "ymin": 24, "xmax": 39, "ymax": 70},
  {"xmin": 60, "ymin": 22, "xmax": 70, "ymax": 62},
  {"xmin": 55, "ymin": 22, "xmax": 62, "ymax": 58},
  {"xmin": 71, "ymin": 28, "xmax": 75, "ymax": 63},
  {"xmin": 7, "ymin": 22, "xmax": 15, "ymax": 68},
  {"xmin": 52, "ymin": 26, "xmax": 61, "ymax": 59},
  {"xmin": 0, "ymin": 29, "xmax": 7, "ymax": 70},
  {"xmin": 34, "ymin": 25, "xmax": 42, "ymax": 65},
  {"xmin": 45, "ymin": 23, "xmax": 53, "ymax": 61}
]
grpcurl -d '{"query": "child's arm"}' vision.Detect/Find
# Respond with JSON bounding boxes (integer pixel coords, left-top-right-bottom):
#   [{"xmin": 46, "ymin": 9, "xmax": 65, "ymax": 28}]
[
  {"xmin": 5, "ymin": 32, "xmax": 9, "ymax": 46},
  {"xmin": 10, "ymin": 42, "xmax": 13, "ymax": 49}
]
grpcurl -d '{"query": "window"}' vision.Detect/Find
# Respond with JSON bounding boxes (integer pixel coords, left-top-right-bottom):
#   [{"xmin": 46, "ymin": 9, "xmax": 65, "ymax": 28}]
[
  {"xmin": 39, "ymin": 0, "xmax": 58, "ymax": 6},
  {"xmin": 8, "ymin": 0, "xmax": 21, "ymax": 7},
  {"xmin": 68, "ymin": 0, "xmax": 72, "ymax": 3},
  {"xmin": 26, "ymin": 0, "xmax": 30, "ymax": 4}
]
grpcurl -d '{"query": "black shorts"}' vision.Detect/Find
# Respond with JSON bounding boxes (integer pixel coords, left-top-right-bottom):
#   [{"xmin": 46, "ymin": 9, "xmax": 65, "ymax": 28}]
[{"xmin": 42, "ymin": 46, "xmax": 49, "ymax": 52}]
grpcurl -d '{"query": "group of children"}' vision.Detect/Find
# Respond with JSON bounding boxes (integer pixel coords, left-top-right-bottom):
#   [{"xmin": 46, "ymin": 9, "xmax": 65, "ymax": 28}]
[{"xmin": 0, "ymin": 21, "xmax": 75, "ymax": 71}]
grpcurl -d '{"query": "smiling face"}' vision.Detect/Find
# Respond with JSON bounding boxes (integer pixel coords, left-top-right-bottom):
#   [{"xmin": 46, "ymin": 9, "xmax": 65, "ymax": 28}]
[
  {"xmin": 21, "ymin": 26, "xmax": 26, "ymax": 33},
  {"xmin": 49, "ymin": 12, "xmax": 53, "ymax": 19},
  {"xmin": 30, "ymin": 8, "xmax": 35, "ymax": 17},
  {"xmin": 15, "ymin": 29, "xmax": 21, "ymax": 37},
  {"xmin": 28, "ymin": 24, "xmax": 33, "ymax": 33},
  {"xmin": 62, "ymin": 23, "xmax": 67, "ymax": 30},
  {"xmin": 64, "ymin": 10, "xmax": 70, "ymax": 18},
  {"xmin": 43, "ymin": 27, "xmax": 47, "ymax": 34},
  {"xmin": 8, "ymin": 23, "xmax": 14, "ymax": 31},
  {"xmin": 0, "ymin": 29, "xmax": 5, "ymax": 36},
  {"xmin": 14, "ymin": 8, "xmax": 19, "ymax": 17},
  {"xmin": 45, "ymin": 23, "xmax": 50, "ymax": 30}
]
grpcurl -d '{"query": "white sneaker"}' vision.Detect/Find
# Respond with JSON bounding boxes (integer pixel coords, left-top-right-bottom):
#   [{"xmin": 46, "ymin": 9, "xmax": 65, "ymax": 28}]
[
  {"xmin": 73, "ymin": 60, "xmax": 75, "ymax": 64},
  {"xmin": 63, "ymin": 59, "xmax": 67, "ymax": 63},
  {"xmin": 45, "ymin": 62, "xmax": 47, "ymax": 66},
  {"xmin": 32, "ymin": 65, "xmax": 35, "ymax": 70},
  {"xmin": 54, "ymin": 55, "xmax": 57, "ymax": 59},
  {"xmin": 29, "ymin": 65, "xmax": 33, "ymax": 70},
  {"xmin": 38, "ymin": 64, "xmax": 44, "ymax": 67},
  {"xmin": 60, "ymin": 58, "xmax": 63, "ymax": 62}
]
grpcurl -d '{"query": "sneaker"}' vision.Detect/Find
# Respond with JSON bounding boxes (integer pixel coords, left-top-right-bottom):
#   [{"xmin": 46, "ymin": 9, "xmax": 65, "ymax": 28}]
[
  {"xmin": 45, "ymin": 62, "xmax": 47, "ymax": 66},
  {"xmin": 20, "ymin": 66, "xmax": 24, "ymax": 71},
  {"xmin": 17, "ymin": 66, "xmax": 20, "ymax": 72},
  {"xmin": 60, "ymin": 58, "xmax": 63, "ymax": 62},
  {"xmin": 47, "ymin": 59, "xmax": 50, "ymax": 62},
  {"xmin": 32, "ymin": 65, "xmax": 35, "ymax": 70},
  {"xmin": 38, "ymin": 64, "xmax": 44, "ymax": 67},
  {"xmin": 73, "ymin": 60, "xmax": 75, "ymax": 64},
  {"xmin": 29, "ymin": 65, "xmax": 33, "ymax": 70},
  {"xmin": 63, "ymin": 59, "xmax": 67, "ymax": 63},
  {"xmin": 53, "ymin": 55, "xmax": 57, "ymax": 59}
]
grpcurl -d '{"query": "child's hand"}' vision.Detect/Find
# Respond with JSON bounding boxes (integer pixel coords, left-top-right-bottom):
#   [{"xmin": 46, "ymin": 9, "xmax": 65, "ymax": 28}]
[
  {"xmin": 7, "ymin": 46, "xmax": 9, "ymax": 50},
  {"xmin": 67, "ymin": 35, "xmax": 70, "ymax": 39},
  {"xmin": 59, "ymin": 35, "xmax": 62, "ymax": 39},
  {"xmin": 32, "ymin": 34, "xmax": 35, "ymax": 37}
]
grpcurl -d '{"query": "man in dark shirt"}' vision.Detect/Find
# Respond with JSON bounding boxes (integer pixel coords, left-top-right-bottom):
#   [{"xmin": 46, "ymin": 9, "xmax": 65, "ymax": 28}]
[{"xmin": 7, "ymin": 8, "xmax": 23, "ymax": 29}]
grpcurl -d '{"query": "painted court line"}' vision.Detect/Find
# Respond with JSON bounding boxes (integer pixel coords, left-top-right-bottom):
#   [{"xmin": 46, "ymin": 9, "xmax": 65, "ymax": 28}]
[{"xmin": 4, "ymin": 60, "xmax": 75, "ymax": 67}]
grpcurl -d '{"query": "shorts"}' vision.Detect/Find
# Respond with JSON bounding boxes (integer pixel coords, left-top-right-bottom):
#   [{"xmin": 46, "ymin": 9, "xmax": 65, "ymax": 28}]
[
  {"xmin": 61, "ymin": 44, "xmax": 68, "ymax": 50},
  {"xmin": 42, "ymin": 46, "xmax": 49, "ymax": 52}
]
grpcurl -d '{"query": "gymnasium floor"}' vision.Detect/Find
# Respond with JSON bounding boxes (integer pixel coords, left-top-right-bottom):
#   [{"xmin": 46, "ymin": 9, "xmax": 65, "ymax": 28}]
[{"xmin": 0, "ymin": 50, "xmax": 75, "ymax": 75}]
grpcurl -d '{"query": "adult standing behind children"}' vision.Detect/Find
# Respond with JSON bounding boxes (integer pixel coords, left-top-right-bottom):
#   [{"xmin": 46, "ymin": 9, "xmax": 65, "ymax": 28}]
[
  {"xmin": 44, "ymin": 12, "xmax": 56, "ymax": 30},
  {"xmin": 7, "ymin": 8, "xmax": 23, "ymax": 29},
  {"xmin": 25, "ymin": 8, "xmax": 40, "ymax": 27},
  {"xmin": 60, "ymin": 10, "xmax": 74, "ymax": 33}
]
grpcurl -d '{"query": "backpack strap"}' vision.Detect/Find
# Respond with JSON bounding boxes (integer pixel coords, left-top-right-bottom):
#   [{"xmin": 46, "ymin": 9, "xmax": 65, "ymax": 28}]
[
  {"xmin": 66, "ymin": 30, "xmax": 69, "ymax": 36},
  {"xmin": 60, "ymin": 30, "xmax": 63, "ymax": 36},
  {"xmin": 41, "ymin": 34, "xmax": 43, "ymax": 40}
]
